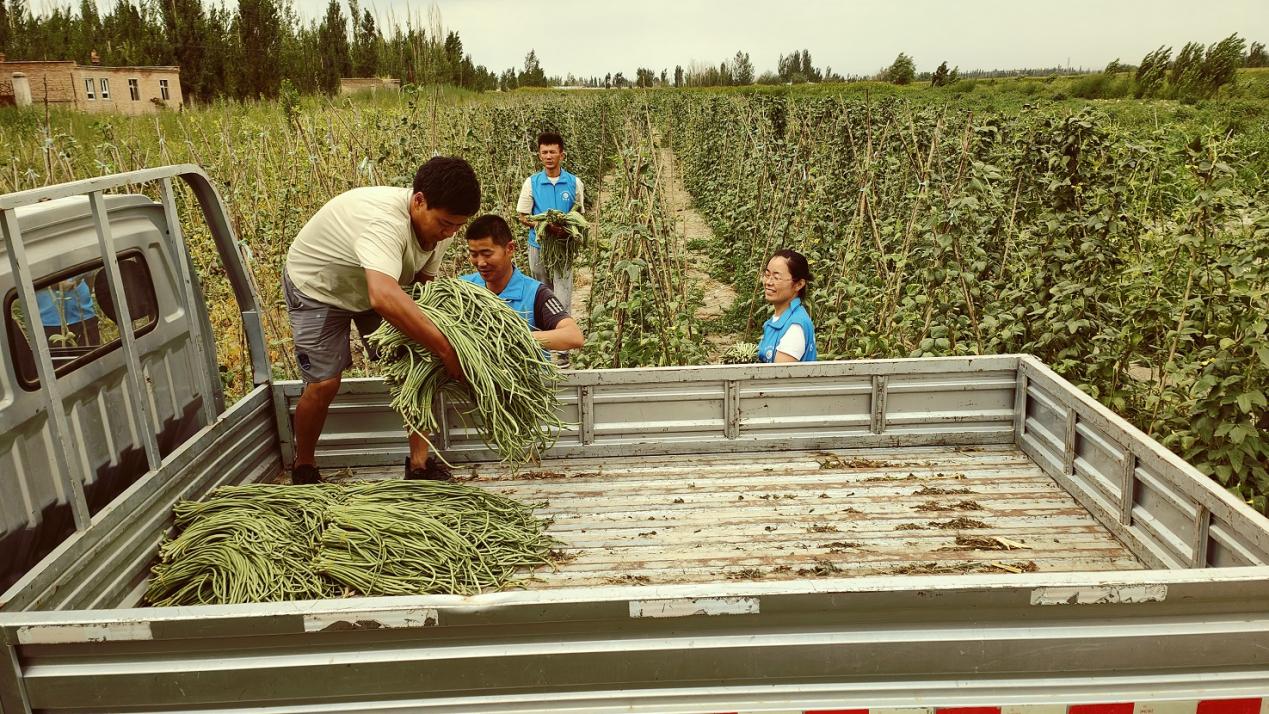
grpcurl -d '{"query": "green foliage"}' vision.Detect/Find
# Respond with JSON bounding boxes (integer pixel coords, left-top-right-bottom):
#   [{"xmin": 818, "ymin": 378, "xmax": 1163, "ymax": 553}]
[
  {"xmin": 1071, "ymin": 68, "xmax": 1133, "ymax": 99},
  {"xmin": 1135, "ymin": 46, "xmax": 1171, "ymax": 98},
  {"xmin": 0, "ymin": 0, "xmax": 10, "ymax": 53},
  {"xmin": 315, "ymin": 0, "xmax": 350, "ymax": 94},
  {"xmin": 777, "ymin": 49, "xmax": 822, "ymax": 84},
  {"xmin": 1249, "ymin": 42, "xmax": 1267, "ymax": 68},
  {"xmin": 518, "ymin": 49, "xmax": 548, "ymax": 88},
  {"xmin": 1198, "ymin": 34, "xmax": 1247, "ymax": 96},
  {"xmin": 931, "ymin": 61, "xmax": 951, "ymax": 88},
  {"xmin": 734, "ymin": 51, "xmax": 755, "ymax": 85},
  {"xmin": 278, "ymin": 78, "xmax": 299, "ymax": 125},
  {"xmin": 885, "ymin": 53, "xmax": 916, "ymax": 85},
  {"xmin": 234, "ymin": 0, "xmax": 282, "ymax": 98}
]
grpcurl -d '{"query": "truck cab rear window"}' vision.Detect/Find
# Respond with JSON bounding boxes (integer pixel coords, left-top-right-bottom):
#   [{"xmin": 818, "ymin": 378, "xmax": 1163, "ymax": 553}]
[{"xmin": 5, "ymin": 251, "xmax": 158, "ymax": 390}]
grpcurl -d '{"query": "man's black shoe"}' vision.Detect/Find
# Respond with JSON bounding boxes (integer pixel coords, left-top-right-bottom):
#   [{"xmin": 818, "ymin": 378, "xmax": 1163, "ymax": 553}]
[
  {"xmin": 404, "ymin": 456, "xmax": 453, "ymax": 481},
  {"xmin": 291, "ymin": 464, "xmax": 321, "ymax": 485}
]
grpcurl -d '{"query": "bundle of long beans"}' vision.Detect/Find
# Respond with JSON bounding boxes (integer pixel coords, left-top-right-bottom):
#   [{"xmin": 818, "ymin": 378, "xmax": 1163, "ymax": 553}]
[
  {"xmin": 144, "ymin": 480, "xmax": 559, "ymax": 606},
  {"xmin": 144, "ymin": 485, "xmax": 336, "ymax": 605},
  {"xmin": 719, "ymin": 342, "xmax": 759, "ymax": 365},
  {"xmin": 531, "ymin": 208, "xmax": 589, "ymax": 275},
  {"xmin": 367, "ymin": 278, "xmax": 566, "ymax": 465},
  {"xmin": 316, "ymin": 480, "xmax": 557, "ymax": 596}
]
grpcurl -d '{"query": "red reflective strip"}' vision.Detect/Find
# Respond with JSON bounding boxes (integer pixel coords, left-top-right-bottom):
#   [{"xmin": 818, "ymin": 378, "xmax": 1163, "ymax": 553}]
[
  {"xmin": 805, "ymin": 710, "xmax": 869, "ymax": 714},
  {"xmin": 1070, "ymin": 705, "xmax": 1135, "ymax": 714},
  {"xmin": 937, "ymin": 708, "xmax": 1002, "ymax": 714},
  {"xmin": 1197, "ymin": 700, "xmax": 1263, "ymax": 714}
]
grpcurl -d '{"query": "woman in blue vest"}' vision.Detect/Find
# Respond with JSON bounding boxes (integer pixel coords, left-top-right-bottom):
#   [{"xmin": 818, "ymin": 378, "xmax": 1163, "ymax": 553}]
[{"xmin": 757, "ymin": 249, "xmax": 817, "ymax": 363}]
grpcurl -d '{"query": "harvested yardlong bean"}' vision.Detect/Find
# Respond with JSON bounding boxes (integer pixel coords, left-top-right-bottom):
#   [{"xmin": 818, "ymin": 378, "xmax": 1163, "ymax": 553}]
[
  {"xmin": 719, "ymin": 341, "xmax": 759, "ymax": 365},
  {"xmin": 144, "ymin": 480, "xmax": 560, "ymax": 606},
  {"xmin": 531, "ymin": 208, "xmax": 589, "ymax": 275},
  {"xmin": 367, "ymin": 277, "xmax": 567, "ymax": 465}
]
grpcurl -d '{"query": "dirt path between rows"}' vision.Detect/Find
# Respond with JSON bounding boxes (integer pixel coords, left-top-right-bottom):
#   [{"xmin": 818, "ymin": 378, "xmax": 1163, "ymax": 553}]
[
  {"xmin": 653, "ymin": 141, "xmax": 737, "ymax": 323},
  {"xmin": 569, "ymin": 139, "xmax": 738, "ymax": 356}
]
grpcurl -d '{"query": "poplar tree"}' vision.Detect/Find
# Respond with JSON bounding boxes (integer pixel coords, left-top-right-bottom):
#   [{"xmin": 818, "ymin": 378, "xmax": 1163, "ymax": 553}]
[
  {"xmin": 733, "ymin": 50, "xmax": 753, "ymax": 85},
  {"xmin": 236, "ymin": 0, "xmax": 282, "ymax": 97},
  {"xmin": 316, "ymin": 0, "xmax": 350, "ymax": 93},
  {"xmin": 0, "ymin": 0, "xmax": 10, "ymax": 54},
  {"xmin": 161, "ymin": 0, "xmax": 210, "ymax": 100}
]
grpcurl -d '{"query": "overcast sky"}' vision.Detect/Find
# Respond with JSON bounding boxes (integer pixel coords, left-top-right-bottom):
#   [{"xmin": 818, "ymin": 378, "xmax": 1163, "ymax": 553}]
[{"xmin": 302, "ymin": 0, "xmax": 1263, "ymax": 78}]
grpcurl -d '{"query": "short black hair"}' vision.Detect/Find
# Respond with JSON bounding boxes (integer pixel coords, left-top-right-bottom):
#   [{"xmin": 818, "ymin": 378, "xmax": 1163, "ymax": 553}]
[
  {"xmin": 466, "ymin": 214, "xmax": 514, "ymax": 247},
  {"xmin": 413, "ymin": 157, "xmax": 480, "ymax": 216},
  {"xmin": 537, "ymin": 132, "xmax": 564, "ymax": 152}
]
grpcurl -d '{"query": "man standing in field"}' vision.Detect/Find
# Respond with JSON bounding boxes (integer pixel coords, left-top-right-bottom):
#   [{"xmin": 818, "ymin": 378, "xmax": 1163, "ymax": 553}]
[
  {"xmin": 283, "ymin": 156, "xmax": 480, "ymax": 485},
  {"xmin": 461, "ymin": 214, "xmax": 584, "ymax": 353},
  {"xmin": 516, "ymin": 132, "xmax": 584, "ymax": 328}
]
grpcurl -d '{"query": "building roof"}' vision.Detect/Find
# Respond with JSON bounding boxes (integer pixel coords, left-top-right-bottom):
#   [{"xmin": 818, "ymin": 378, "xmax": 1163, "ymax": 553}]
[{"xmin": 0, "ymin": 59, "xmax": 180, "ymax": 72}]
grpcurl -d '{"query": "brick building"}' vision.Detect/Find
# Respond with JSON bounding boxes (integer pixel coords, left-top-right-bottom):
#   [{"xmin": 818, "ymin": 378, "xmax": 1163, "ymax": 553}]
[{"xmin": 0, "ymin": 53, "xmax": 183, "ymax": 114}]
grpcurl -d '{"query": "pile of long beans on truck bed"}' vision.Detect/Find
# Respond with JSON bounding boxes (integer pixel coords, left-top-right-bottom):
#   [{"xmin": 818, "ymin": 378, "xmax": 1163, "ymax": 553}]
[
  {"xmin": 367, "ymin": 277, "xmax": 567, "ymax": 465},
  {"xmin": 144, "ymin": 480, "xmax": 560, "ymax": 606}
]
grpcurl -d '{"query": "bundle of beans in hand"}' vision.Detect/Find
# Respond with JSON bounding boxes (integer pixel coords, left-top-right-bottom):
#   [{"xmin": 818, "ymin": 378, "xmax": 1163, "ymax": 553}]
[
  {"xmin": 531, "ymin": 208, "xmax": 589, "ymax": 275},
  {"xmin": 144, "ymin": 480, "xmax": 559, "ymax": 606},
  {"xmin": 719, "ymin": 341, "xmax": 759, "ymax": 365},
  {"xmin": 367, "ymin": 278, "xmax": 567, "ymax": 465}
]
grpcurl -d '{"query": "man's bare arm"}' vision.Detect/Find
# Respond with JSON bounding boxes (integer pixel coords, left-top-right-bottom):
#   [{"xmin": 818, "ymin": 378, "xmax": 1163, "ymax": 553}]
[
  {"xmin": 365, "ymin": 269, "xmax": 463, "ymax": 379},
  {"xmin": 532, "ymin": 316, "xmax": 584, "ymax": 351}
]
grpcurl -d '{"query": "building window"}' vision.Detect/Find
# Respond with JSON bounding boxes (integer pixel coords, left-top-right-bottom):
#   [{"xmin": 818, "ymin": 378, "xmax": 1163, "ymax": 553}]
[
  {"xmin": 84, "ymin": 78, "xmax": 95, "ymax": 100},
  {"xmin": 159, "ymin": 79, "xmax": 169, "ymax": 100},
  {"xmin": 128, "ymin": 78, "xmax": 139, "ymax": 101},
  {"xmin": 99, "ymin": 78, "xmax": 110, "ymax": 100}
]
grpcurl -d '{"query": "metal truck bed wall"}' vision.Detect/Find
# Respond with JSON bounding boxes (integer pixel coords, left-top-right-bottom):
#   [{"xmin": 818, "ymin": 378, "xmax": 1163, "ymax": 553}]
[{"xmin": 3, "ymin": 168, "xmax": 1269, "ymax": 711}]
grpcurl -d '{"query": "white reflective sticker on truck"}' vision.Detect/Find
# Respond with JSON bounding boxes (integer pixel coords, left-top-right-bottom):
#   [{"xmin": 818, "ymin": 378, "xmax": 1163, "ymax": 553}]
[
  {"xmin": 1030, "ymin": 584, "xmax": 1168, "ymax": 605},
  {"xmin": 17, "ymin": 621, "xmax": 154, "ymax": 644},
  {"xmin": 629, "ymin": 596, "xmax": 759, "ymax": 618}
]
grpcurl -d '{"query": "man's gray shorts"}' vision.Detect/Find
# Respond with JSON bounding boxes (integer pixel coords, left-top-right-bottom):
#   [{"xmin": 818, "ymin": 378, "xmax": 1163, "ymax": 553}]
[{"xmin": 284, "ymin": 273, "xmax": 382, "ymax": 383}]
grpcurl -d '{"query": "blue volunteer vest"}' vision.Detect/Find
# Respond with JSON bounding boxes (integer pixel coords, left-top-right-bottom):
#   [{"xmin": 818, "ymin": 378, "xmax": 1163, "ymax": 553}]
[
  {"xmin": 460, "ymin": 268, "xmax": 542, "ymax": 329},
  {"xmin": 758, "ymin": 297, "xmax": 818, "ymax": 363},
  {"xmin": 38, "ymin": 281, "xmax": 95, "ymax": 327},
  {"xmin": 527, "ymin": 169, "xmax": 578, "ymax": 249}
]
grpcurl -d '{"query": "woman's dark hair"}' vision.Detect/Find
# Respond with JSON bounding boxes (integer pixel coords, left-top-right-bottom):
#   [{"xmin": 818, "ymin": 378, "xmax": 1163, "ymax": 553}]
[
  {"xmin": 466, "ymin": 214, "xmax": 514, "ymax": 247},
  {"xmin": 413, "ymin": 156, "xmax": 481, "ymax": 216},
  {"xmin": 537, "ymin": 131, "xmax": 565, "ymax": 151},
  {"xmin": 769, "ymin": 248, "xmax": 812, "ymax": 300}
]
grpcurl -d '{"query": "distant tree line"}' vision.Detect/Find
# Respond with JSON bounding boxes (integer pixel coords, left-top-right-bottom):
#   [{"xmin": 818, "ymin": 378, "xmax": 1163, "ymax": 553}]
[
  {"xmin": 1, "ymin": 3, "xmax": 1262, "ymax": 101},
  {"xmin": 1072, "ymin": 34, "xmax": 1260, "ymax": 100},
  {"xmin": 0, "ymin": 0, "xmax": 499, "ymax": 101}
]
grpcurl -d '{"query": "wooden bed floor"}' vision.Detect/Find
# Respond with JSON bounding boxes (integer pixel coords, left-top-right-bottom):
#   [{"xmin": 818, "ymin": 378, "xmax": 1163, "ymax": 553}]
[{"xmin": 337, "ymin": 444, "xmax": 1145, "ymax": 588}]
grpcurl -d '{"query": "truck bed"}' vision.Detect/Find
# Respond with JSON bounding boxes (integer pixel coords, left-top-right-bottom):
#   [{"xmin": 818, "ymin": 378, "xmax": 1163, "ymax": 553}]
[{"xmin": 329, "ymin": 444, "xmax": 1143, "ymax": 587}]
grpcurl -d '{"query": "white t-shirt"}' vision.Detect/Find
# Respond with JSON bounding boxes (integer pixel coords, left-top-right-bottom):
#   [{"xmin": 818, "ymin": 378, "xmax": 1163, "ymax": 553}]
[
  {"xmin": 776, "ymin": 324, "xmax": 807, "ymax": 360},
  {"xmin": 517, "ymin": 174, "xmax": 585, "ymax": 215},
  {"xmin": 285, "ymin": 187, "xmax": 451, "ymax": 313}
]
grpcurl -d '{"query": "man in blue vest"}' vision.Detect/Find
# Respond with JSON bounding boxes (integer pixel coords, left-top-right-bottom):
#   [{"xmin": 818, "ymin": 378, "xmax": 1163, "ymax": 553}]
[
  {"xmin": 516, "ymin": 132, "xmax": 584, "ymax": 321},
  {"xmin": 462, "ymin": 215, "xmax": 584, "ymax": 355}
]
